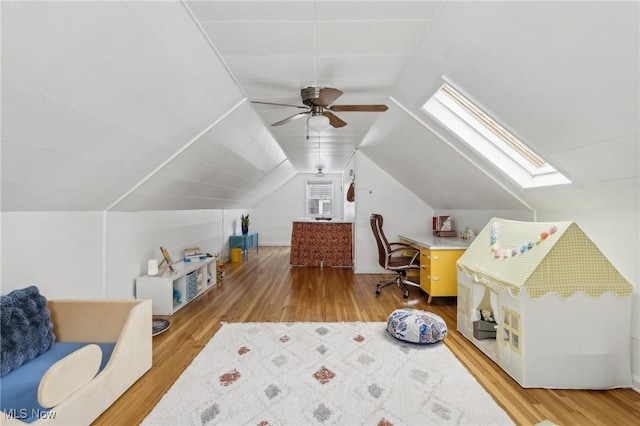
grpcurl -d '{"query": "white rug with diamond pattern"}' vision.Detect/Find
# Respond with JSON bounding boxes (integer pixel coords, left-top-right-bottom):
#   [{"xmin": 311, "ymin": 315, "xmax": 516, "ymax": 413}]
[{"xmin": 142, "ymin": 322, "xmax": 514, "ymax": 425}]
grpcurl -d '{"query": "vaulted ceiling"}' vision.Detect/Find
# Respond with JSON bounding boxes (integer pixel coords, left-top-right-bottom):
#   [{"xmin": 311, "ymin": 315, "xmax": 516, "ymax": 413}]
[{"xmin": 2, "ymin": 1, "xmax": 638, "ymax": 212}]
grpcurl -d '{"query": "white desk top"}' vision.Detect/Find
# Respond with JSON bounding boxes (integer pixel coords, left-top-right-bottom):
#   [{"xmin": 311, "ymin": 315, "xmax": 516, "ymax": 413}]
[{"xmin": 399, "ymin": 233, "xmax": 473, "ymax": 250}]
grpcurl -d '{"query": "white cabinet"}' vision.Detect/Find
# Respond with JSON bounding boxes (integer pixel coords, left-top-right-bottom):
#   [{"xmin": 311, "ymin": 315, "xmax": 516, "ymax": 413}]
[{"xmin": 136, "ymin": 257, "xmax": 216, "ymax": 315}]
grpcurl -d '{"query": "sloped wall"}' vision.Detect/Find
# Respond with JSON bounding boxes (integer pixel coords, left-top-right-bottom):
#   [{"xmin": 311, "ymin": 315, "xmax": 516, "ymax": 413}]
[{"xmin": 1, "ymin": 1, "xmax": 290, "ymax": 212}]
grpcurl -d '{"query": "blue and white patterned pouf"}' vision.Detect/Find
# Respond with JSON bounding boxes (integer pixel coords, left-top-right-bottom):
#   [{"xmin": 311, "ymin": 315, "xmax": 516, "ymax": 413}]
[{"xmin": 387, "ymin": 308, "xmax": 448, "ymax": 344}]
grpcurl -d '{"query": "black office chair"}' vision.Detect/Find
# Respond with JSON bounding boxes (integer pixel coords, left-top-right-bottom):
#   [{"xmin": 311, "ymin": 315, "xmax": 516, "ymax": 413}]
[{"xmin": 370, "ymin": 213, "xmax": 421, "ymax": 298}]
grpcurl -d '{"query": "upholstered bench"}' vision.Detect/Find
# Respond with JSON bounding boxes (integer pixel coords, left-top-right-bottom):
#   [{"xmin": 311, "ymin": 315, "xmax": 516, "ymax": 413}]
[
  {"xmin": 387, "ymin": 308, "xmax": 448, "ymax": 344},
  {"xmin": 1, "ymin": 342, "xmax": 115, "ymax": 423},
  {"xmin": 1, "ymin": 286, "xmax": 152, "ymax": 425}
]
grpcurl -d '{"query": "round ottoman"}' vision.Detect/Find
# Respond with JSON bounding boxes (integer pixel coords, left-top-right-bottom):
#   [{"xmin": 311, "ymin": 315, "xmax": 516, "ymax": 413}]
[{"xmin": 387, "ymin": 308, "xmax": 448, "ymax": 344}]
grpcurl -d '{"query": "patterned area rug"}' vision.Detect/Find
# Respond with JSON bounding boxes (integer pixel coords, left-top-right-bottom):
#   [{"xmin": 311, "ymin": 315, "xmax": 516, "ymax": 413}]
[{"xmin": 142, "ymin": 322, "xmax": 514, "ymax": 425}]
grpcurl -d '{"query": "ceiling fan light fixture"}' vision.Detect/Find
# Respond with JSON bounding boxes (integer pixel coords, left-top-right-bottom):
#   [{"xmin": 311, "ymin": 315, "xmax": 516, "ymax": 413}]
[
  {"xmin": 315, "ymin": 168, "xmax": 325, "ymax": 178},
  {"xmin": 308, "ymin": 114, "xmax": 330, "ymax": 131}
]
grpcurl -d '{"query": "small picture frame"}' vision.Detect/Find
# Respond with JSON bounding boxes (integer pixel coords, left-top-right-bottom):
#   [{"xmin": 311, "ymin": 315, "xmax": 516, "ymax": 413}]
[{"xmin": 158, "ymin": 246, "xmax": 176, "ymax": 276}]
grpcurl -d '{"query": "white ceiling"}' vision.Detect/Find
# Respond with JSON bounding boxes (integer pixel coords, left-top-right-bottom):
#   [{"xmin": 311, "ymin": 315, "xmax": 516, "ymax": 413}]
[{"xmin": 1, "ymin": 1, "xmax": 638, "ymax": 212}]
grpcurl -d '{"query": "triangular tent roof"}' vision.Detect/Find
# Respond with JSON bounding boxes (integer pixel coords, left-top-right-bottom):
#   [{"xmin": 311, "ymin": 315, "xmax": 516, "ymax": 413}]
[{"xmin": 457, "ymin": 218, "xmax": 632, "ymax": 299}]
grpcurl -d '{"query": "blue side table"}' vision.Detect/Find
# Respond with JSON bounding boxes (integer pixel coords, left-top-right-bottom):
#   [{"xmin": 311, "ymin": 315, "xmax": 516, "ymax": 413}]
[{"xmin": 229, "ymin": 232, "xmax": 259, "ymax": 260}]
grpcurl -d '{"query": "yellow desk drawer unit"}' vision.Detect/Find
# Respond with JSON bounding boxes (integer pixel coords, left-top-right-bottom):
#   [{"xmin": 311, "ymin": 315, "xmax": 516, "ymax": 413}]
[
  {"xmin": 420, "ymin": 248, "xmax": 466, "ymax": 303},
  {"xmin": 400, "ymin": 233, "xmax": 471, "ymax": 303}
]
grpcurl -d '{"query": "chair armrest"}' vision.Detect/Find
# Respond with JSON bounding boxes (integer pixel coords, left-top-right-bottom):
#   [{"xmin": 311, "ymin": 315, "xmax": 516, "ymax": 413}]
[
  {"xmin": 389, "ymin": 242, "xmax": 416, "ymax": 248},
  {"xmin": 388, "ymin": 246, "xmax": 420, "ymax": 265},
  {"xmin": 47, "ymin": 300, "xmax": 148, "ymax": 343},
  {"xmin": 389, "ymin": 242, "xmax": 420, "ymax": 252},
  {"xmin": 388, "ymin": 245, "xmax": 420, "ymax": 256}
]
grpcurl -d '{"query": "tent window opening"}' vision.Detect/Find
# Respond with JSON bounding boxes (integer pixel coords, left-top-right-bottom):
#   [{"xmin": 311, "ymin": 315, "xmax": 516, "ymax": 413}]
[
  {"xmin": 500, "ymin": 307, "xmax": 522, "ymax": 353},
  {"xmin": 306, "ymin": 181, "xmax": 333, "ymax": 218},
  {"xmin": 421, "ymin": 82, "xmax": 571, "ymax": 189}
]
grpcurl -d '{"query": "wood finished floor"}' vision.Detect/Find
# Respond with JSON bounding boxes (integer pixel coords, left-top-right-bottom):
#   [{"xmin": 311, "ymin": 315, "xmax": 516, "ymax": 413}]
[{"xmin": 94, "ymin": 246, "xmax": 640, "ymax": 426}]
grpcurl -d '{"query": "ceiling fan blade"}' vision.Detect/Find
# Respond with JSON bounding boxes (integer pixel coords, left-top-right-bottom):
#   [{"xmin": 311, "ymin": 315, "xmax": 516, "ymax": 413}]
[
  {"xmin": 252, "ymin": 100, "xmax": 309, "ymax": 110},
  {"xmin": 316, "ymin": 88, "xmax": 343, "ymax": 107},
  {"xmin": 323, "ymin": 111, "xmax": 347, "ymax": 128},
  {"xmin": 272, "ymin": 111, "xmax": 309, "ymax": 126},
  {"xmin": 329, "ymin": 105, "xmax": 389, "ymax": 112}
]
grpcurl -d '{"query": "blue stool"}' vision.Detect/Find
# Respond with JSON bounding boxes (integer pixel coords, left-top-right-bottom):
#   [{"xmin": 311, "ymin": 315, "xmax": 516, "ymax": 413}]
[{"xmin": 387, "ymin": 308, "xmax": 448, "ymax": 344}]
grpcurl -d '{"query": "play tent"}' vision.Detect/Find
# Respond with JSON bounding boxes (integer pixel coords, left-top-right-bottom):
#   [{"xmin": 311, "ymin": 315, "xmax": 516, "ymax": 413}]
[{"xmin": 456, "ymin": 217, "xmax": 633, "ymax": 389}]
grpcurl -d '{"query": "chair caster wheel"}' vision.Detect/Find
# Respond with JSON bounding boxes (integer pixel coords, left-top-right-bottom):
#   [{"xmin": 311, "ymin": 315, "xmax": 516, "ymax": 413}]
[
  {"xmin": 403, "ymin": 292, "xmax": 409, "ymax": 299},
  {"xmin": 376, "ymin": 289, "xmax": 381, "ymax": 295}
]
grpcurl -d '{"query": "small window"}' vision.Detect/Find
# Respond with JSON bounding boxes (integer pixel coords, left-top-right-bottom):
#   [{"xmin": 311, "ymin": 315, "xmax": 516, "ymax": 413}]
[
  {"xmin": 500, "ymin": 307, "xmax": 522, "ymax": 353},
  {"xmin": 306, "ymin": 181, "xmax": 333, "ymax": 218},
  {"xmin": 422, "ymin": 83, "xmax": 571, "ymax": 188}
]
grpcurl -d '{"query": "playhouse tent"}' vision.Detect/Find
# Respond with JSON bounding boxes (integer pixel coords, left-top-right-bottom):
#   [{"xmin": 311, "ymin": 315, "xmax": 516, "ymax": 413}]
[{"xmin": 456, "ymin": 217, "xmax": 633, "ymax": 389}]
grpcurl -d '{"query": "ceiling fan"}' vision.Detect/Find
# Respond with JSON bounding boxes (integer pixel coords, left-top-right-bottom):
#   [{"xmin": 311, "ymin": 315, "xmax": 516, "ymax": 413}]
[{"xmin": 251, "ymin": 86, "xmax": 388, "ymax": 130}]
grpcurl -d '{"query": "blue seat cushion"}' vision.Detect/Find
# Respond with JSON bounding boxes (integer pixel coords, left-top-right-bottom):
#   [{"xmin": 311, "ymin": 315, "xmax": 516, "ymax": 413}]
[
  {"xmin": 0, "ymin": 342, "xmax": 115, "ymax": 424},
  {"xmin": 387, "ymin": 308, "xmax": 448, "ymax": 344}
]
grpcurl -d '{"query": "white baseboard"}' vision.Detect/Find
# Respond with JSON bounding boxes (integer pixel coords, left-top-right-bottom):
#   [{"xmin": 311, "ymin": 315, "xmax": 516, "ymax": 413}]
[
  {"xmin": 632, "ymin": 373, "xmax": 640, "ymax": 393},
  {"xmin": 631, "ymin": 336, "xmax": 640, "ymax": 393}
]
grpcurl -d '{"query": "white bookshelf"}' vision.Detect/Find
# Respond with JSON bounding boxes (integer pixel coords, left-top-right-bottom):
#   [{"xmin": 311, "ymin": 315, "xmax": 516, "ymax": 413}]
[{"xmin": 135, "ymin": 257, "xmax": 216, "ymax": 315}]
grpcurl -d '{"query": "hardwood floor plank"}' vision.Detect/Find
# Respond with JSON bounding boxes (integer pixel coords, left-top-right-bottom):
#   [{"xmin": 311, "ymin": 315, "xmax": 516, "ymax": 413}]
[{"xmin": 94, "ymin": 247, "xmax": 640, "ymax": 425}]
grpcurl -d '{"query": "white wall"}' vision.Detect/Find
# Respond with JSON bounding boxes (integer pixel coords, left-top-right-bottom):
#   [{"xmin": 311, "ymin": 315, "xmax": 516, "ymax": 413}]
[
  {"xmin": 435, "ymin": 209, "xmax": 534, "ymax": 237},
  {"xmin": 1, "ymin": 211, "xmax": 105, "ymax": 298},
  {"xmin": 353, "ymin": 151, "xmax": 434, "ymax": 273},
  {"xmin": 1, "ymin": 209, "xmax": 244, "ymax": 299},
  {"xmin": 343, "ymin": 156, "xmax": 356, "ymax": 222},
  {"xmin": 106, "ymin": 210, "xmax": 228, "ymax": 299},
  {"xmin": 250, "ymin": 172, "xmax": 345, "ymax": 246},
  {"xmin": 251, "ymin": 152, "xmax": 434, "ymax": 273},
  {"xmin": 223, "ymin": 209, "xmax": 243, "ymax": 239}
]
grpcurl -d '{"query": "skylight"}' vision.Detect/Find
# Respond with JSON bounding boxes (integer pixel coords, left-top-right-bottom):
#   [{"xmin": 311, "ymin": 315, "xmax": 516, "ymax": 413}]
[{"xmin": 422, "ymin": 83, "xmax": 571, "ymax": 188}]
